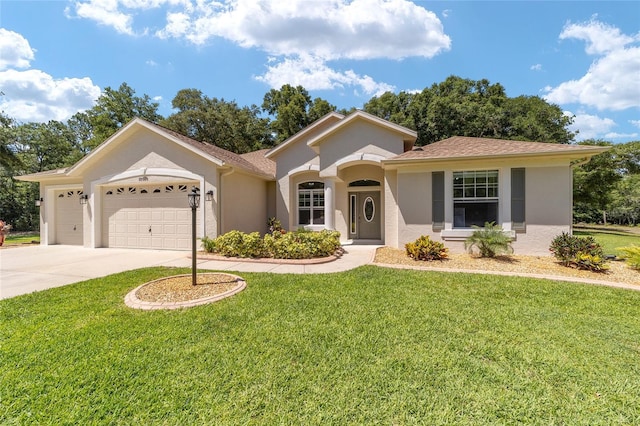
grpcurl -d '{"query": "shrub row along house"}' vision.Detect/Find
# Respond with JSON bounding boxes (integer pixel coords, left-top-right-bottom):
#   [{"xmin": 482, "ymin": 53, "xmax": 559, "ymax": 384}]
[{"xmin": 18, "ymin": 110, "xmax": 607, "ymax": 255}]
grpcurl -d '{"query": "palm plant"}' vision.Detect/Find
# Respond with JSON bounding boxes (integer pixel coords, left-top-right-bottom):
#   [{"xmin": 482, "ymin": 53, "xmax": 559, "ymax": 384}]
[{"xmin": 464, "ymin": 221, "xmax": 514, "ymax": 258}]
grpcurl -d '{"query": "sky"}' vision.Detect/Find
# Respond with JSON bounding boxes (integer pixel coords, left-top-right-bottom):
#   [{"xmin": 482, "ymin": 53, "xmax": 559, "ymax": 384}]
[{"xmin": 0, "ymin": 0, "xmax": 639, "ymax": 143}]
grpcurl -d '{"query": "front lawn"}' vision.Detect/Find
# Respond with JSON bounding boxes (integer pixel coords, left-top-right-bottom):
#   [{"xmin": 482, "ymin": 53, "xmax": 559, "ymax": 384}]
[
  {"xmin": 2, "ymin": 232, "xmax": 39, "ymax": 246},
  {"xmin": 574, "ymin": 225, "xmax": 640, "ymax": 256},
  {"xmin": 2, "ymin": 266, "xmax": 639, "ymax": 424}
]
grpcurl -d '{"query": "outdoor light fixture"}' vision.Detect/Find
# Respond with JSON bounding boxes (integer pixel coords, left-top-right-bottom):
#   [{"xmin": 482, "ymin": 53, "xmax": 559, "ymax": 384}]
[
  {"xmin": 188, "ymin": 186, "xmax": 201, "ymax": 209},
  {"xmin": 35, "ymin": 198, "xmax": 43, "ymax": 207},
  {"xmin": 205, "ymin": 190, "xmax": 214, "ymax": 201},
  {"xmin": 188, "ymin": 186, "xmax": 201, "ymax": 286},
  {"xmin": 79, "ymin": 194, "xmax": 89, "ymax": 205}
]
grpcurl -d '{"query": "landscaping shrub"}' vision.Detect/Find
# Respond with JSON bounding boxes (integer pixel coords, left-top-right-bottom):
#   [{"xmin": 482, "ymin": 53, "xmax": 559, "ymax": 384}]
[
  {"xmin": 405, "ymin": 235, "xmax": 448, "ymax": 261},
  {"xmin": 207, "ymin": 230, "xmax": 266, "ymax": 258},
  {"xmin": 617, "ymin": 245, "xmax": 640, "ymax": 270},
  {"xmin": 201, "ymin": 236, "xmax": 217, "ymax": 253},
  {"xmin": 264, "ymin": 229, "xmax": 341, "ymax": 259},
  {"xmin": 206, "ymin": 229, "xmax": 341, "ymax": 259},
  {"xmin": 267, "ymin": 217, "xmax": 284, "ymax": 233},
  {"xmin": 549, "ymin": 232, "xmax": 608, "ymax": 272},
  {"xmin": 464, "ymin": 222, "xmax": 513, "ymax": 258}
]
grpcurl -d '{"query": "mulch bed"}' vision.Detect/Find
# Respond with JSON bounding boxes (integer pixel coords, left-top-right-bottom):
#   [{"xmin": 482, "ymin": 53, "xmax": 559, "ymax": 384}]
[
  {"xmin": 374, "ymin": 247, "xmax": 640, "ymax": 286},
  {"xmin": 135, "ymin": 273, "xmax": 243, "ymax": 303}
]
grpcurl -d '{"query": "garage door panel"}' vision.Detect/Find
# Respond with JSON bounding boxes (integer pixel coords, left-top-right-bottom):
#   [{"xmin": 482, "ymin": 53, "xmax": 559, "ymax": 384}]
[
  {"xmin": 55, "ymin": 189, "xmax": 83, "ymax": 245},
  {"xmin": 103, "ymin": 184, "xmax": 198, "ymax": 250}
]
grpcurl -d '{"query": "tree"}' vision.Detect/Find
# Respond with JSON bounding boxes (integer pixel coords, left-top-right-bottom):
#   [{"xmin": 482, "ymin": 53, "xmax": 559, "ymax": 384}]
[
  {"xmin": 0, "ymin": 113, "xmax": 21, "ymax": 170},
  {"xmin": 262, "ymin": 84, "xmax": 336, "ymax": 142},
  {"xmin": 0, "ymin": 119, "xmax": 82, "ymax": 231},
  {"xmin": 573, "ymin": 140, "xmax": 627, "ymax": 224},
  {"xmin": 363, "ymin": 76, "xmax": 576, "ymax": 145},
  {"xmin": 76, "ymin": 82, "xmax": 162, "ymax": 151},
  {"xmin": 504, "ymin": 95, "xmax": 575, "ymax": 144},
  {"xmin": 161, "ymin": 89, "xmax": 273, "ymax": 154}
]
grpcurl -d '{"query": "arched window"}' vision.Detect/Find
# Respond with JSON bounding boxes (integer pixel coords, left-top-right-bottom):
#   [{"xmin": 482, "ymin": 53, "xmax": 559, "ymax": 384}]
[{"xmin": 298, "ymin": 181, "xmax": 324, "ymax": 225}]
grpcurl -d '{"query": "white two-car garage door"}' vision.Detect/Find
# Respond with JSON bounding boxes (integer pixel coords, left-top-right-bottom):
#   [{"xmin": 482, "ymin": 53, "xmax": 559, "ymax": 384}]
[{"xmin": 102, "ymin": 183, "xmax": 198, "ymax": 250}]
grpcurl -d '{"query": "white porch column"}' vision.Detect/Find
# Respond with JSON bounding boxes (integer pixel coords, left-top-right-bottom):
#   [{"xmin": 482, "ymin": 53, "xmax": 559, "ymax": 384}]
[{"xmin": 324, "ymin": 177, "xmax": 336, "ymax": 230}]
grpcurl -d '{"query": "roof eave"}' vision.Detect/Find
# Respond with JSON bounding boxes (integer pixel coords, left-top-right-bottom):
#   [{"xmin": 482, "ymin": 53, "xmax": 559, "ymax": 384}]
[
  {"xmin": 383, "ymin": 147, "xmax": 611, "ymax": 167},
  {"xmin": 265, "ymin": 111, "xmax": 345, "ymax": 159},
  {"xmin": 307, "ymin": 110, "xmax": 417, "ymax": 148}
]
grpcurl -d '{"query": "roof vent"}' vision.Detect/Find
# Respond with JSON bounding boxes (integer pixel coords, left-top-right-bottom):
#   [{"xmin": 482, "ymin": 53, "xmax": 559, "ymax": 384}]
[{"xmin": 413, "ymin": 146, "xmax": 424, "ymax": 151}]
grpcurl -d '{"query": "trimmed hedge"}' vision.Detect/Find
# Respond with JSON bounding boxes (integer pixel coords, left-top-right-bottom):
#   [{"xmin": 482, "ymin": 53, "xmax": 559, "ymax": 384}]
[{"xmin": 202, "ymin": 229, "xmax": 341, "ymax": 259}]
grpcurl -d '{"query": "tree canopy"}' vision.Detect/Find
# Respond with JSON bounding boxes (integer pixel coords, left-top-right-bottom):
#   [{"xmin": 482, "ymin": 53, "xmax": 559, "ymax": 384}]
[
  {"xmin": 262, "ymin": 84, "xmax": 336, "ymax": 142},
  {"xmin": 69, "ymin": 82, "xmax": 162, "ymax": 151},
  {"xmin": 364, "ymin": 75, "xmax": 576, "ymax": 145},
  {"xmin": 161, "ymin": 89, "xmax": 273, "ymax": 154}
]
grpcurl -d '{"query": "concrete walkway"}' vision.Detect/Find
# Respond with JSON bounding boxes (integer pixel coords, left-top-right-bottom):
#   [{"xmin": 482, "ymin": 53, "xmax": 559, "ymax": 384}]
[{"xmin": 0, "ymin": 245, "xmax": 377, "ymax": 300}]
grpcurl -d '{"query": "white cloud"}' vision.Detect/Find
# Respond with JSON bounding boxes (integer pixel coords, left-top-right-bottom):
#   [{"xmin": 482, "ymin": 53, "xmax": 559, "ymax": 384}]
[
  {"xmin": 0, "ymin": 30, "xmax": 101, "ymax": 123},
  {"xmin": 69, "ymin": 0, "xmax": 450, "ymax": 97},
  {"xmin": 545, "ymin": 20, "xmax": 640, "ymax": 111},
  {"xmin": 630, "ymin": 119, "xmax": 640, "ymax": 129},
  {"xmin": 605, "ymin": 132, "xmax": 638, "ymax": 140},
  {"xmin": 154, "ymin": 0, "xmax": 451, "ymax": 60},
  {"xmin": 530, "ymin": 64, "xmax": 542, "ymax": 71},
  {"xmin": 255, "ymin": 55, "xmax": 394, "ymax": 97},
  {"xmin": 146, "ymin": 59, "xmax": 158, "ymax": 67},
  {"xmin": 560, "ymin": 18, "xmax": 637, "ymax": 55},
  {"xmin": 0, "ymin": 28, "xmax": 36, "ymax": 70},
  {"xmin": 567, "ymin": 111, "xmax": 616, "ymax": 141},
  {"xmin": 67, "ymin": 0, "xmax": 136, "ymax": 35},
  {"xmin": 0, "ymin": 69, "xmax": 101, "ymax": 122}
]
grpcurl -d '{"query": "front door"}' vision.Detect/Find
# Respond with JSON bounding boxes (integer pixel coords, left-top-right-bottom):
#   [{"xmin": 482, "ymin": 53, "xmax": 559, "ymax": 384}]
[{"xmin": 349, "ymin": 191, "xmax": 381, "ymax": 240}]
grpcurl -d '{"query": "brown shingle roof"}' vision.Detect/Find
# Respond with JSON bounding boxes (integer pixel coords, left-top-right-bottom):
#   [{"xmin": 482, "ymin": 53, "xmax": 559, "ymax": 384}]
[
  {"xmin": 147, "ymin": 122, "xmax": 274, "ymax": 179},
  {"xmin": 240, "ymin": 149, "xmax": 276, "ymax": 177},
  {"xmin": 387, "ymin": 136, "xmax": 609, "ymax": 162}
]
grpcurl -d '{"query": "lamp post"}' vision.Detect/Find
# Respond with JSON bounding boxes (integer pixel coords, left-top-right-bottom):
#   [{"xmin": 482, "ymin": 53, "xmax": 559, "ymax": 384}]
[{"xmin": 188, "ymin": 186, "xmax": 200, "ymax": 286}]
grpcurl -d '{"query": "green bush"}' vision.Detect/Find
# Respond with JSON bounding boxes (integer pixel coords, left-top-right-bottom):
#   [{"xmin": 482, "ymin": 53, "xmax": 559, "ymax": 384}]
[
  {"xmin": 264, "ymin": 229, "xmax": 341, "ymax": 259},
  {"xmin": 549, "ymin": 232, "xmax": 604, "ymax": 265},
  {"xmin": 405, "ymin": 235, "xmax": 448, "ymax": 261},
  {"xmin": 206, "ymin": 229, "xmax": 341, "ymax": 259},
  {"xmin": 201, "ymin": 236, "xmax": 217, "ymax": 253},
  {"xmin": 549, "ymin": 232, "xmax": 608, "ymax": 272},
  {"xmin": 464, "ymin": 222, "xmax": 513, "ymax": 258},
  {"xmin": 617, "ymin": 245, "xmax": 640, "ymax": 270},
  {"xmin": 208, "ymin": 230, "xmax": 266, "ymax": 258}
]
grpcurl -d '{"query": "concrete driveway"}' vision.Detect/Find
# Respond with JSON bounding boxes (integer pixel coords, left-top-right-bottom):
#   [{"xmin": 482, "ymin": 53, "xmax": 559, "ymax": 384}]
[
  {"xmin": 0, "ymin": 245, "xmax": 190, "ymax": 300},
  {"xmin": 0, "ymin": 244, "xmax": 378, "ymax": 300}
]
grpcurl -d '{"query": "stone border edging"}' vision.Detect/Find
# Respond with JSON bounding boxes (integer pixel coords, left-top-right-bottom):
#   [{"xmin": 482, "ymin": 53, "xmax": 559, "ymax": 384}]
[
  {"xmin": 374, "ymin": 262, "xmax": 640, "ymax": 292},
  {"xmin": 192, "ymin": 248, "xmax": 343, "ymax": 265},
  {"xmin": 124, "ymin": 273, "xmax": 247, "ymax": 310}
]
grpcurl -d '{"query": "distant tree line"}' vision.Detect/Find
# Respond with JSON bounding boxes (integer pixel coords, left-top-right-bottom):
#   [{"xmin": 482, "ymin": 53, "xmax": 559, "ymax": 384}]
[{"xmin": 1, "ymin": 77, "xmax": 638, "ymax": 230}]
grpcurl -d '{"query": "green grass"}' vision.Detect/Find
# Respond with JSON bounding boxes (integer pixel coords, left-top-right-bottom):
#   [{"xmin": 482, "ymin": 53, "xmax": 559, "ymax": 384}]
[
  {"xmin": 3, "ymin": 233, "xmax": 39, "ymax": 246},
  {"xmin": 2, "ymin": 266, "xmax": 640, "ymax": 424},
  {"xmin": 574, "ymin": 226, "xmax": 640, "ymax": 256}
]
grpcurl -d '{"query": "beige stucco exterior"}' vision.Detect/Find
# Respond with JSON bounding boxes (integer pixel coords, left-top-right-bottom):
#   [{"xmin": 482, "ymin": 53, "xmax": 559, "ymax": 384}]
[{"xmin": 17, "ymin": 112, "xmax": 608, "ymax": 255}]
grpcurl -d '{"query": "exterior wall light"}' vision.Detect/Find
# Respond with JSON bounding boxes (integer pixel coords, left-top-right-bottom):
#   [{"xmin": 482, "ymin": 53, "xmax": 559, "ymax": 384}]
[
  {"xmin": 79, "ymin": 194, "xmax": 89, "ymax": 205},
  {"xmin": 35, "ymin": 198, "xmax": 43, "ymax": 207},
  {"xmin": 205, "ymin": 190, "xmax": 214, "ymax": 201}
]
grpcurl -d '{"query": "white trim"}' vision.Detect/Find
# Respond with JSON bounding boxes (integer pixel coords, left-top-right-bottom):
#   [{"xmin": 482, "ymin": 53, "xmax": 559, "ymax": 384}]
[
  {"xmin": 335, "ymin": 153, "xmax": 387, "ymax": 169},
  {"xmin": 287, "ymin": 164, "xmax": 320, "ymax": 177},
  {"xmin": 67, "ymin": 119, "xmax": 224, "ymax": 176},
  {"xmin": 307, "ymin": 110, "xmax": 417, "ymax": 148},
  {"xmin": 265, "ymin": 112, "xmax": 345, "ymax": 159}
]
